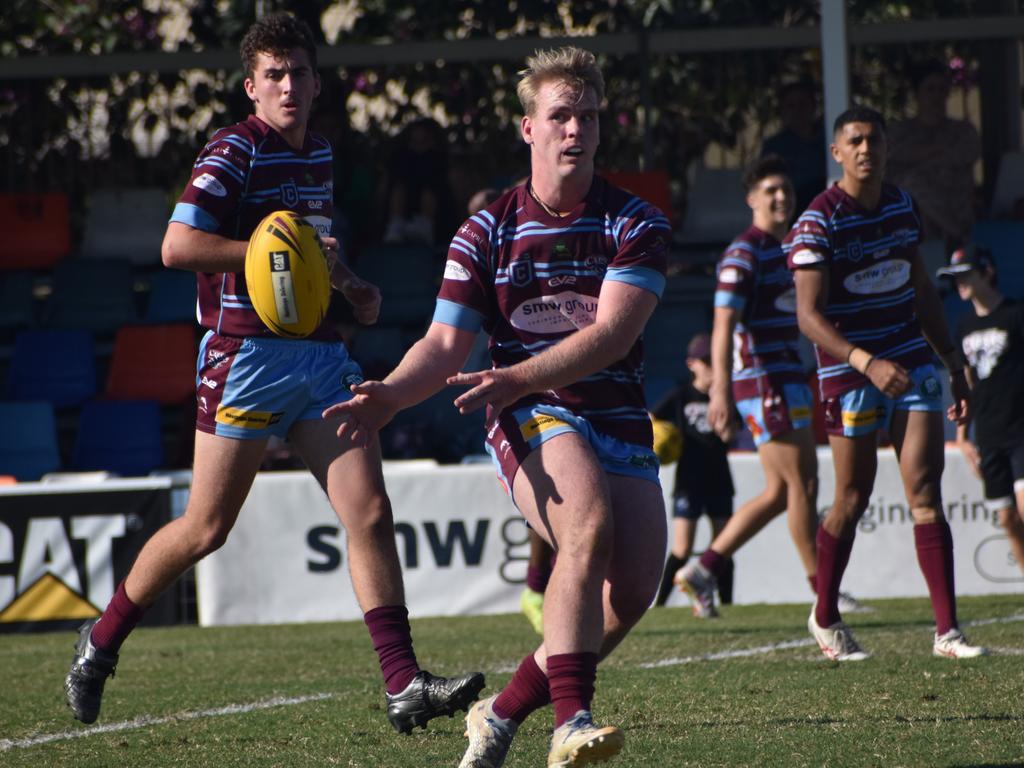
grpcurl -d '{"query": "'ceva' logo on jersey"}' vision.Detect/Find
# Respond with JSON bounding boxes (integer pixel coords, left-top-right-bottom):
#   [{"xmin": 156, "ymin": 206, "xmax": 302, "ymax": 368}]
[{"xmin": 843, "ymin": 259, "xmax": 911, "ymax": 295}]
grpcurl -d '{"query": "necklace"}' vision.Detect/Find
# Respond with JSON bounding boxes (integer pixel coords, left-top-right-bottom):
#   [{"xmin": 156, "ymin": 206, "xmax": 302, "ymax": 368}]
[{"xmin": 528, "ymin": 183, "xmax": 570, "ymax": 218}]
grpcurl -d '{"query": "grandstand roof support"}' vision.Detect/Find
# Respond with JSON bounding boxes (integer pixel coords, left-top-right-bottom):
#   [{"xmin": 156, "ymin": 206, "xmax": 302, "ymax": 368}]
[{"xmin": 820, "ymin": 1, "xmax": 851, "ymax": 184}]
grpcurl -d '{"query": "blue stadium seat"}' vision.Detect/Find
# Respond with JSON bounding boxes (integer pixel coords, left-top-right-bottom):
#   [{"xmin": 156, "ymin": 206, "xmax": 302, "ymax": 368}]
[
  {"xmin": 72, "ymin": 399, "xmax": 164, "ymax": 476},
  {"xmin": 644, "ymin": 301, "xmax": 710, "ymax": 379},
  {"xmin": 6, "ymin": 329, "xmax": 96, "ymax": 408},
  {"xmin": 44, "ymin": 257, "xmax": 138, "ymax": 332},
  {"xmin": 0, "ymin": 401, "xmax": 61, "ymax": 481},
  {"xmin": 970, "ymin": 221, "xmax": 1024, "ymax": 299},
  {"xmin": 0, "ymin": 271, "xmax": 37, "ymax": 334},
  {"xmin": 353, "ymin": 245, "xmax": 442, "ymax": 327},
  {"xmin": 145, "ymin": 269, "xmax": 197, "ymax": 323}
]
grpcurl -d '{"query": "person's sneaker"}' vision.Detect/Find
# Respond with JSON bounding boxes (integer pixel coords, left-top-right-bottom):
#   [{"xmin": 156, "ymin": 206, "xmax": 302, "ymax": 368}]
[
  {"xmin": 933, "ymin": 628, "xmax": 988, "ymax": 659},
  {"xmin": 837, "ymin": 591, "xmax": 874, "ymax": 614},
  {"xmin": 458, "ymin": 695, "xmax": 517, "ymax": 768},
  {"xmin": 675, "ymin": 562, "xmax": 718, "ymax": 618},
  {"xmin": 807, "ymin": 609, "xmax": 870, "ymax": 661},
  {"xmin": 64, "ymin": 618, "xmax": 118, "ymax": 724},
  {"xmin": 520, "ymin": 587, "xmax": 544, "ymax": 635},
  {"xmin": 547, "ymin": 710, "xmax": 624, "ymax": 767},
  {"xmin": 386, "ymin": 669, "xmax": 486, "ymax": 734}
]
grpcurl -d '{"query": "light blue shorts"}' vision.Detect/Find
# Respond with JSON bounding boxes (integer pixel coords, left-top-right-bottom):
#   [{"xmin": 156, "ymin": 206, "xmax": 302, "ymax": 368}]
[
  {"xmin": 821, "ymin": 364, "xmax": 943, "ymax": 437},
  {"xmin": 196, "ymin": 331, "xmax": 363, "ymax": 440},
  {"xmin": 735, "ymin": 382, "xmax": 814, "ymax": 447}
]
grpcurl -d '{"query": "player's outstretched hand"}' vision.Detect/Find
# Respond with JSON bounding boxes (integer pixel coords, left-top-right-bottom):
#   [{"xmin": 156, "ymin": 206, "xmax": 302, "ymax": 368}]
[
  {"xmin": 946, "ymin": 369, "xmax": 971, "ymax": 425},
  {"xmin": 447, "ymin": 367, "xmax": 529, "ymax": 424},
  {"xmin": 865, "ymin": 358, "xmax": 911, "ymax": 398},
  {"xmin": 322, "ymin": 380, "xmax": 396, "ymax": 447}
]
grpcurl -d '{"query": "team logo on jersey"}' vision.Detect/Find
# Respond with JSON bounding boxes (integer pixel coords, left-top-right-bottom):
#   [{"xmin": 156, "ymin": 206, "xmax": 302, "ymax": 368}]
[
  {"xmin": 584, "ymin": 254, "xmax": 608, "ymax": 276},
  {"xmin": 552, "ymin": 243, "xmax": 570, "ymax": 257},
  {"xmin": 510, "ymin": 257, "xmax": 533, "ymax": 287},
  {"xmin": 281, "ymin": 181, "xmax": 299, "ymax": 207},
  {"xmin": 921, "ymin": 375, "xmax": 941, "ymax": 398},
  {"xmin": 846, "ymin": 238, "xmax": 864, "ymax": 262}
]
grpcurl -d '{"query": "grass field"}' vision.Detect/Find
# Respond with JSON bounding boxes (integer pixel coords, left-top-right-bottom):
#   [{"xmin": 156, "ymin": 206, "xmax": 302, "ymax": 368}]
[{"xmin": 2, "ymin": 595, "xmax": 1023, "ymax": 767}]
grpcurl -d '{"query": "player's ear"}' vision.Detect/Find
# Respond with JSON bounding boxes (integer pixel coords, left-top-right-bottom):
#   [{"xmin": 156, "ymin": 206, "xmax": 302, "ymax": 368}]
[
  {"xmin": 829, "ymin": 142, "xmax": 842, "ymax": 164},
  {"xmin": 313, "ymin": 72, "xmax": 322, "ymax": 98},
  {"xmin": 521, "ymin": 115, "xmax": 533, "ymax": 145},
  {"xmin": 244, "ymin": 77, "xmax": 256, "ymax": 103}
]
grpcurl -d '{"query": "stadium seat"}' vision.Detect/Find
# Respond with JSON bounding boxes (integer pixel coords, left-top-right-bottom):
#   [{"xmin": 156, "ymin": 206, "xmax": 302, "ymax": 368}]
[
  {"xmin": 969, "ymin": 221, "xmax": 1024, "ymax": 299},
  {"xmin": 0, "ymin": 193, "xmax": 71, "ymax": 270},
  {"xmin": 602, "ymin": 169, "xmax": 675, "ymax": 225},
  {"xmin": 145, "ymin": 269, "xmax": 197, "ymax": 323},
  {"xmin": 644, "ymin": 300, "xmax": 710, "ymax": 379},
  {"xmin": 44, "ymin": 257, "xmax": 138, "ymax": 332},
  {"xmin": 353, "ymin": 245, "xmax": 442, "ymax": 328},
  {"xmin": 71, "ymin": 399, "xmax": 164, "ymax": 476},
  {"xmin": 0, "ymin": 401, "xmax": 61, "ymax": 481},
  {"xmin": 348, "ymin": 327, "xmax": 409, "ymax": 379},
  {"xmin": 106, "ymin": 324, "xmax": 197, "ymax": 405},
  {"xmin": 81, "ymin": 188, "xmax": 169, "ymax": 265},
  {"xmin": 0, "ymin": 271, "xmax": 38, "ymax": 334},
  {"xmin": 988, "ymin": 150, "xmax": 1024, "ymax": 219},
  {"xmin": 6, "ymin": 329, "xmax": 97, "ymax": 408},
  {"xmin": 678, "ymin": 165, "xmax": 749, "ymax": 245}
]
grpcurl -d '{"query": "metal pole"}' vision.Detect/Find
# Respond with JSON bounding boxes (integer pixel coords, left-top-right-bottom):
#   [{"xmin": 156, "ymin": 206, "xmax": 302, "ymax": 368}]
[{"xmin": 820, "ymin": 0, "xmax": 851, "ymax": 183}]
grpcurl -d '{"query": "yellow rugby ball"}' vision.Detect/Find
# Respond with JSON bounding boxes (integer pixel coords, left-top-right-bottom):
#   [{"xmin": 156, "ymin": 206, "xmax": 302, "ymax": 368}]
[
  {"xmin": 651, "ymin": 417, "xmax": 683, "ymax": 465},
  {"xmin": 245, "ymin": 210, "xmax": 331, "ymax": 338}
]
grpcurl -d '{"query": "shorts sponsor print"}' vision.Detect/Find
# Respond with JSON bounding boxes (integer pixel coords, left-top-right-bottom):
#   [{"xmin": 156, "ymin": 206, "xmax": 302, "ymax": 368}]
[
  {"xmin": 821, "ymin": 364, "xmax": 943, "ymax": 437},
  {"xmin": 735, "ymin": 383, "xmax": 813, "ymax": 447},
  {"xmin": 485, "ymin": 403, "xmax": 660, "ymax": 498},
  {"xmin": 195, "ymin": 331, "xmax": 362, "ymax": 439}
]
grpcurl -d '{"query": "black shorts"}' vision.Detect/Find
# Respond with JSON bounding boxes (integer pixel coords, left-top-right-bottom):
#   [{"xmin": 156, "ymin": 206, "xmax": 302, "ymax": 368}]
[
  {"xmin": 672, "ymin": 492, "xmax": 733, "ymax": 521},
  {"xmin": 979, "ymin": 439, "xmax": 1024, "ymax": 508}
]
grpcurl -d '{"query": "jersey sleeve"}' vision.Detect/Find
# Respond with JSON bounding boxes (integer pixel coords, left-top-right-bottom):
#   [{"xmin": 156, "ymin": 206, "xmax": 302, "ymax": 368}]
[
  {"xmin": 603, "ymin": 199, "xmax": 670, "ymax": 299},
  {"xmin": 432, "ymin": 210, "xmax": 495, "ymax": 334},
  {"xmin": 714, "ymin": 242, "xmax": 756, "ymax": 312},
  {"xmin": 784, "ymin": 208, "xmax": 832, "ymax": 270},
  {"xmin": 170, "ymin": 128, "xmax": 254, "ymax": 234}
]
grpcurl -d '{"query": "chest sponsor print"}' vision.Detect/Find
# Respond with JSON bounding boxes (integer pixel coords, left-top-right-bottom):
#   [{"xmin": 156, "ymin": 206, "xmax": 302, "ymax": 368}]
[
  {"xmin": 193, "ymin": 172, "xmax": 227, "ymax": 197},
  {"xmin": 510, "ymin": 291, "xmax": 599, "ymax": 334},
  {"xmin": 774, "ymin": 287, "xmax": 797, "ymax": 313},
  {"xmin": 843, "ymin": 259, "xmax": 911, "ymax": 295}
]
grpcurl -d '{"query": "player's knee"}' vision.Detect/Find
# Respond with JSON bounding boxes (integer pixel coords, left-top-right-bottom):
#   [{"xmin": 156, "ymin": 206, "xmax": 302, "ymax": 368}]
[
  {"xmin": 193, "ymin": 521, "xmax": 233, "ymax": 557},
  {"xmin": 832, "ymin": 487, "xmax": 870, "ymax": 521},
  {"xmin": 557, "ymin": 513, "xmax": 613, "ymax": 568},
  {"xmin": 341, "ymin": 494, "xmax": 393, "ymax": 537}
]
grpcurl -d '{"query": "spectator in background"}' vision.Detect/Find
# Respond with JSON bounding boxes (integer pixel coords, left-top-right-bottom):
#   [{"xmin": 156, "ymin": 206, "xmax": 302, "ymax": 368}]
[
  {"xmin": 761, "ymin": 79, "xmax": 826, "ymax": 214},
  {"xmin": 382, "ymin": 117, "xmax": 457, "ymax": 246},
  {"xmin": 886, "ymin": 60, "xmax": 981, "ymax": 246}
]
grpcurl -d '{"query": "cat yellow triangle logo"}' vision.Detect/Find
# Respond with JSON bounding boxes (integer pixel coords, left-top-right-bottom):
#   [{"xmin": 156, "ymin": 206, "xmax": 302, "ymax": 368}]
[{"xmin": 0, "ymin": 573, "xmax": 99, "ymax": 623}]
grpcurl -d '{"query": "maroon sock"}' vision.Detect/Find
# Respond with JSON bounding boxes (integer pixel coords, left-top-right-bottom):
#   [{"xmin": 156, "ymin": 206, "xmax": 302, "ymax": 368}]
[
  {"xmin": 492, "ymin": 653, "xmax": 551, "ymax": 724},
  {"xmin": 364, "ymin": 605, "xmax": 420, "ymax": 695},
  {"xmin": 814, "ymin": 527, "xmax": 855, "ymax": 627},
  {"xmin": 698, "ymin": 548, "xmax": 727, "ymax": 578},
  {"xmin": 914, "ymin": 521, "xmax": 957, "ymax": 635},
  {"xmin": 525, "ymin": 565, "xmax": 551, "ymax": 594},
  {"xmin": 90, "ymin": 580, "xmax": 145, "ymax": 653},
  {"xmin": 547, "ymin": 652, "xmax": 597, "ymax": 728}
]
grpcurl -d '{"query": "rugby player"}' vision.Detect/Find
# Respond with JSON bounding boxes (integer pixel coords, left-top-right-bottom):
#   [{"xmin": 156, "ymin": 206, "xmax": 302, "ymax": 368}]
[
  {"xmin": 63, "ymin": 12, "xmax": 483, "ymax": 728},
  {"xmin": 325, "ymin": 46, "xmax": 671, "ymax": 767},
  {"xmin": 786, "ymin": 105, "xmax": 985, "ymax": 660}
]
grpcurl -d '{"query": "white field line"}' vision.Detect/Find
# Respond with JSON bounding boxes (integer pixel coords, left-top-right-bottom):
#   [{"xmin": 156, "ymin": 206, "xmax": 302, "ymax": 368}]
[
  {"xmin": 0, "ymin": 692, "xmax": 333, "ymax": 752},
  {"xmin": 8, "ymin": 612, "xmax": 1024, "ymax": 752}
]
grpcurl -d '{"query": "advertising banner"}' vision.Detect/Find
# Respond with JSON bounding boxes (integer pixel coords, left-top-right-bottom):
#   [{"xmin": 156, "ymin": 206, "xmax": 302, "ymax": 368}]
[{"xmin": 0, "ymin": 478, "xmax": 177, "ymax": 633}]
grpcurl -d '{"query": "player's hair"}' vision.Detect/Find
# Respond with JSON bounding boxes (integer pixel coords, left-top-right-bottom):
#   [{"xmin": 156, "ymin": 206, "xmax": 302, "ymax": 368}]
[
  {"xmin": 743, "ymin": 154, "xmax": 791, "ymax": 192},
  {"xmin": 240, "ymin": 12, "xmax": 318, "ymax": 79},
  {"xmin": 833, "ymin": 105, "xmax": 886, "ymax": 136},
  {"xmin": 517, "ymin": 46, "xmax": 605, "ymax": 117}
]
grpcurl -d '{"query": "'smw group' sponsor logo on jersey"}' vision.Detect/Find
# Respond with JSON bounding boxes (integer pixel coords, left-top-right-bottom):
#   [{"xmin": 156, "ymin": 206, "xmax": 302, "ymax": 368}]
[
  {"xmin": 843, "ymin": 259, "xmax": 911, "ymax": 295},
  {"xmin": 509, "ymin": 292, "xmax": 599, "ymax": 333}
]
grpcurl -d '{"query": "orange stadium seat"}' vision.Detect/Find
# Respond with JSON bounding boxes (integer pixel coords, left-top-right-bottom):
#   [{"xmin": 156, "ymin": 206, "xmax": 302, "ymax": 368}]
[
  {"xmin": 106, "ymin": 323, "xmax": 197, "ymax": 405},
  {"xmin": 0, "ymin": 193, "xmax": 72, "ymax": 270},
  {"xmin": 602, "ymin": 170, "xmax": 674, "ymax": 225}
]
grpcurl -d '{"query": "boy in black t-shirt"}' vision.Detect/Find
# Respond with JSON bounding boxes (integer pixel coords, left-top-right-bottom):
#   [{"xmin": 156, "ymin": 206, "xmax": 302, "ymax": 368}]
[
  {"xmin": 652, "ymin": 333, "xmax": 735, "ymax": 613},
  {"xmin": 938, "ymin": 244, "xmax": 1024, "ymax": 575}
]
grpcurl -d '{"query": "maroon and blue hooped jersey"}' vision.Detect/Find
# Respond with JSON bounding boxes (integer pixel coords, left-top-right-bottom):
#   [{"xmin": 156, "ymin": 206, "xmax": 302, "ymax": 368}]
[
  {"xmin": 714, "ymin": 225, "xmax": 805, "ymax": 401},
  {"xmin": 170, "ymin": 114, "xmax": 335, "ymax": 340},
  {"xmin": 434, "ymin": 176, "xmax": 671, "ymax": 447},
  {"xmin": 784, "ymin": 183, "xmax": 932, "ymax": 399}
]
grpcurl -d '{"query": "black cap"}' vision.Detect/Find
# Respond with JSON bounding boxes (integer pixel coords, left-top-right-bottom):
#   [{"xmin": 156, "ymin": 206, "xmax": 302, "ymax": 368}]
[
  {"xmin": 936, "ymin": 244, "xmax": 995, "ymax": 278},
  {"xmin": 686, "ymin": 332, "xmax": 711, "ymax": 361}
]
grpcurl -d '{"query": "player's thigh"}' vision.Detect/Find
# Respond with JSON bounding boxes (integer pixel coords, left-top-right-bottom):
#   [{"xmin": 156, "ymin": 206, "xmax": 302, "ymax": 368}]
[
  {"xmin": 889, "ymin": 408, "xmax": 944, "ymax": 508},
  {"xmin": 184, "ymin": 429, "xmax": 269, "ymax": 529},
  {"xmin": 759, "ymin": 427, "xmax": 816, "ymax": 487},
  {"xmin": 289, "ymin": 416, "xmax": 389, "ymax": 524},
  {"xmin": 605, "ymin": 472, "xmax": 667, "ymax": 590},
  {"xmin": 511, "ymin": 431, "xmax": 612, "ymax": 552}
]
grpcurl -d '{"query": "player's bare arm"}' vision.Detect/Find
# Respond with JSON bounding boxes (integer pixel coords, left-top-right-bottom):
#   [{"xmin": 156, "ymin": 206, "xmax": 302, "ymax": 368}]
[
  {"xmin": 794, "ymin": 265, "xmax": 911, "ymax": 397},
  {"xmin": 324, "ymin": 321, "xmax": 478, "ymax": 443},
  {"xmin": 448, "ymin": 280, "xmax": 659, "ymax": 419},
  {"xmin": 161, "ymin": 221, "xmax": 248, "ymax": 273},
  {"xmin": 909, "ymin": 250, "xmax": 971, "ymax": 423},
  {"xmin": 708, "ymin": 305, "xmax": 739, "ymax": 441}
]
